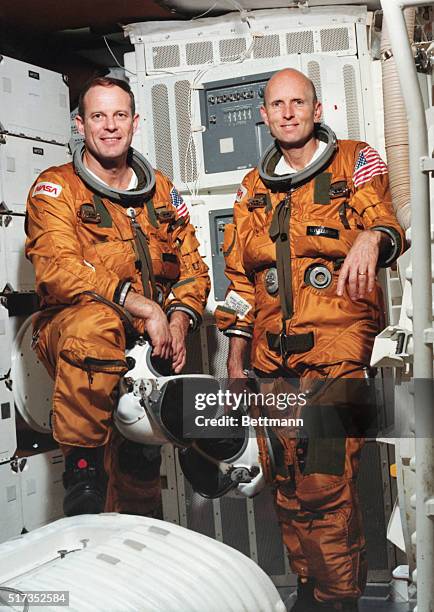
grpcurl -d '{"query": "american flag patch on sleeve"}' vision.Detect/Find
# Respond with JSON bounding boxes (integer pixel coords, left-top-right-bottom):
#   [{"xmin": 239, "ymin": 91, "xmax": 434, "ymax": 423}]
[
  {"xmin": 170, "ymin": 187, "xmax": 189, "ymax": 219},
  {"xmin": 353, "ymin": 146, "xmax": 388, "ymax": 188}
]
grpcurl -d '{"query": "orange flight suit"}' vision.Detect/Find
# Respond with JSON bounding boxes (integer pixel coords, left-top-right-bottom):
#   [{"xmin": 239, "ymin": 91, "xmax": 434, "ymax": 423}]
[
  {"xmin": 26, "ymin": 161, "xmax": 210, "ymax": 514},
  {"xmin": 215, "ymin": 139, "xmax": 405, "ymax": 604}
]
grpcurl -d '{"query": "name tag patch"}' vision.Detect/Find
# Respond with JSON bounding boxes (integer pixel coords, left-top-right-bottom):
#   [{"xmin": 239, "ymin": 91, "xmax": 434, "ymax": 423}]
[
  {"xmin": 307, "ymin": 226, "xmax": 339, "ymax": 239},
  {"xmin": 224, "ymin": 290, "xmax": 252, "ymax": 320},
  {"xmin": 32, "ymin": 181, "xmax": 62, "ymax": 198}
]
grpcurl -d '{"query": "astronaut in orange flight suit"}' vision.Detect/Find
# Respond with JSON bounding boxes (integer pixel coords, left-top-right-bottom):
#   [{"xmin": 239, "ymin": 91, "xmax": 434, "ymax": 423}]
[
  {"xmin": 25, "ymin": 77, "xmax": 210, "ymax": 517},
  {"xmin": 215, "ymin": 69, "xmax": 405, "ymax": 611}
]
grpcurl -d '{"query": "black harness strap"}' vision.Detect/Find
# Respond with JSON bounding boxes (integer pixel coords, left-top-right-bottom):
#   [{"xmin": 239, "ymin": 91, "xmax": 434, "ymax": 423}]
[
  {"xmin": 267, "ymin": 331, "xmax": 314, "ymax": 355},
  {"xmin": 265, "ymin": 192, "xmax": 273, "ymax": 212},
  {"xmin": 313, "ymin": 172, "xmax": 331, "ymax": 205},
  {"xmin": 89, "ymin": 189, "xmax": 161, "ymax": 303},
  {"xmin": 129, "ymin": 212, "xmax": 157, "ymax": 301},
  {"xmin": 338, "ymin": 202, "xmax": 350, "ymax": 229},
  {"xmin": 269, "ymin": 193, "xmax": 293, "ymax": 320},
  {"xmin": 268, "ymin": 191, "xmax": 316, "ymax": 358},
  {"xmin": 92, "ymin": 195, "xmax": 113, "ymax": 228},
  {"xmin": 144, "ymin": 199, "xmax": 159, "ymax": 228}
]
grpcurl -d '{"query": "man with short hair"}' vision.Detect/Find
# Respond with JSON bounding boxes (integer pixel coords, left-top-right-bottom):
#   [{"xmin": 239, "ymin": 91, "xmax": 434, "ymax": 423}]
[
  {"xmin": 215, "ymin": 68, "xmax": 405, "ymax": 611},
  {"xmin": 26, "ymin": 76, "xmax": 210, "ymax": 517}
]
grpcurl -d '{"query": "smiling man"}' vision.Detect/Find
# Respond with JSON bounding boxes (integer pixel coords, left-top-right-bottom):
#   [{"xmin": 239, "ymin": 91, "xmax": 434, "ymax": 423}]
[
  {"xmin": 215, "ymin": 68, "xmax": 405, "ymax": 611},
  {"xmin": 262, "ymin": 70, "xmax": 321, "ymax": 161},
  {"xmin": 26, "ymin": 77, "xmax": 210, "ymax": 518}
]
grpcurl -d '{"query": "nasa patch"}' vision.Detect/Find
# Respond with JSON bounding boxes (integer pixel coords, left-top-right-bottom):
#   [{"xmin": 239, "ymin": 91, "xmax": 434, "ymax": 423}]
[
  {"xmin": 32, "ymin": 181, "xmax": 63, "ymax": 198},
  {"xmin": 235, "ymin": 184, "xmax": 247, "ymax": 202}
]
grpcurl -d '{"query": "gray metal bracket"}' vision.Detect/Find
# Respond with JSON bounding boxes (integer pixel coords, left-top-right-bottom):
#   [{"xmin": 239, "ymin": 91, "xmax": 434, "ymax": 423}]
[
  {"xmin": 420, "ymin": 156, "xmax": 434, "ymax": 173},
  {"xmin": 426, "ymin": 498, "xmax": 434, "ymax": 518},
  {"xmin": 423, "ymin": 328, "xmax": 434, "ymax": 344},
  {"xmin": 0, "ymin": 202, "xmax": 25, "ymax": 228},
  {"xmin": 0, "ymin": 201, "xmax": 11, "ymax": 227}
]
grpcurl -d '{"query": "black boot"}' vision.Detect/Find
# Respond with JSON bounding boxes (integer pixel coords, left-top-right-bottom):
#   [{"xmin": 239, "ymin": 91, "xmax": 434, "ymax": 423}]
[
  {"xmin": 290, "ymin": 581, "xmax": 359, "ymax": 612},
  {"xmin": 290, "ymin": 577, "xmax": 317, "ymax": 611},
  {"xmin": 62, "ymin": 447, "xmax": 107, "ymax": 516}
]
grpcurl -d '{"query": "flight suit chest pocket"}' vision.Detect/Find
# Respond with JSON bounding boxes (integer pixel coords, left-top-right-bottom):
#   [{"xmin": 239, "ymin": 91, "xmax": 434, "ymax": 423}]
[
  {"xmin": 329, "ymin": 179, "xmax": 363, "ymax": 230},
  {"xmin": 176, "ymin": 228, "xmax": 204, "ymax": 276},
  {"xmin": 160, "ymin": 252, "xmax": 180, "ymax": 279},
  {"xmin": 248, "ymin": 193, "xmax": 272, "ymax": 233},
  {"xmin": 147, "ymin": 230, "xmax": 180, "ymax": 280},
  {"xmin": 76, "ymin": 196, "xmax": 125, "ymax": 239},
  {"xmin": 308, "ymin": 176, "xmax": 362, "ymax": 230},
  {"xmin": 292, "ymin": 221, "xmax": 361, "ymax": 260},
  {"xmin": 77, "ymin": 214, "xmax": 118, "ymax": 244},
  {"xmin": 87, "ymin": 240, "xmax": 136, "ymax": 277},
  {"xmin": 312, "ymin": 174, "xmax": 351, "ymax": 206}
]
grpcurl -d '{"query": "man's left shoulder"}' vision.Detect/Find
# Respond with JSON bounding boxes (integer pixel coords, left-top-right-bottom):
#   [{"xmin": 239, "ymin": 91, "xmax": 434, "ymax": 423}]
[
  {"xmin": 153, "ymin": 169, "xmax": 178, "ymax": 200},
  {"xmin": 153, "ymin": 170, "xmax": 190, "ymax": 220},
  {"xmin": 336, "ymin": 140, "xmax": 389, "ymax": 191},
  {"xmin": 337, "ymin": 139, "xmax": 387, "ymax": 160},
  {"xmin": 335, "ymin": 139, "xmax": 387, "ymax": 170},
  {"xmin": 336, "ymin": 139, "xmax": 370, "ymax": 155},
  {"xmin": 154, "ymin": 169, "xmax": 173, "ymax": 190},
  {"xmin": 152, "ymin": 169, "xmax": 172, "ymax": 201}
]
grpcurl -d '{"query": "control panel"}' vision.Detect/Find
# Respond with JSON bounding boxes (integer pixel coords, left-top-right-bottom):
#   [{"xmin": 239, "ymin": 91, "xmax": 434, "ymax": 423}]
[
  {"xmin": 209, "ymin": 208, "xmax": 233, "ymax": 301},
  {"xmin": 199, "ymin": 72, "xmax": 275, "ymax": 174}
]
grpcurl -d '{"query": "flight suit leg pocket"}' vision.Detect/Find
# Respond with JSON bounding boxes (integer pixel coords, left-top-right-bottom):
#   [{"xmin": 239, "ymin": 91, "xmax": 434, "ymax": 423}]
[{"xmin": 52, "ymin": 337, "xmax": 128, "ymax": 447}]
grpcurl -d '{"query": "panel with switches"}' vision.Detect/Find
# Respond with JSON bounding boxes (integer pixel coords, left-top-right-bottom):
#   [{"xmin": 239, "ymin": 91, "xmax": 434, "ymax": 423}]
[{"xmin": 199, "ymin": 72, "xmax": 274, "ymax": 174}]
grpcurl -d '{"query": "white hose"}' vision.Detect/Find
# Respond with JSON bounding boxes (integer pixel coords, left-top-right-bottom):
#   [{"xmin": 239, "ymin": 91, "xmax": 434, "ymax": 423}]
[{"xmin": 380, "ymin": 8, "xmax": 416, "ymax": 230}]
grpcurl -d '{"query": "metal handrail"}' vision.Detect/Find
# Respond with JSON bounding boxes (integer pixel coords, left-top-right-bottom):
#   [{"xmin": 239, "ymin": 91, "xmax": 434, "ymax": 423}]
[{"xmin": 380, "ymin": 2, "xmax": 434, "ymax": 611}]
